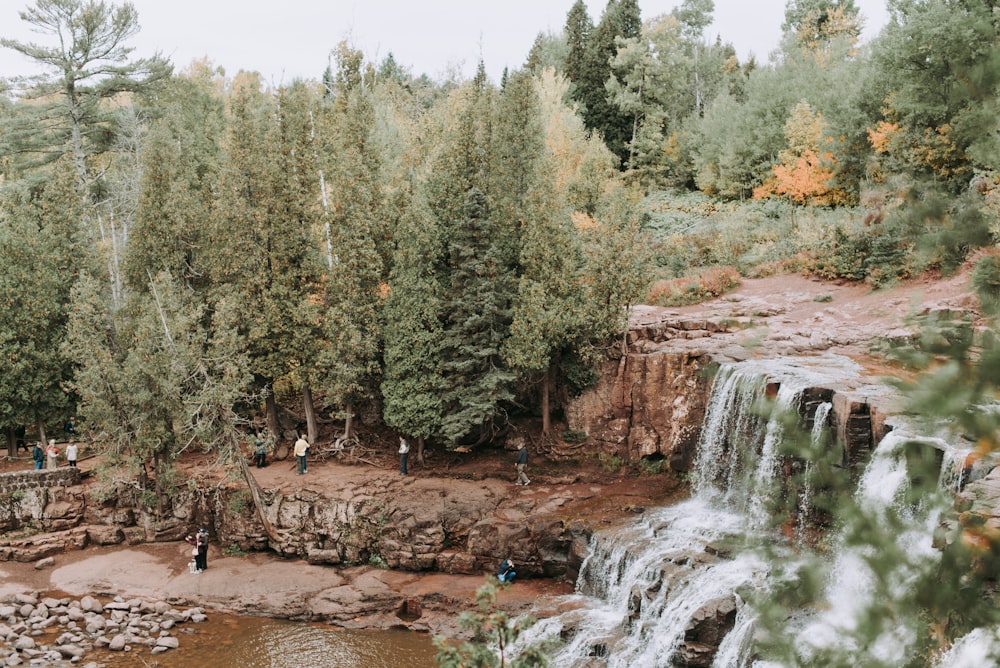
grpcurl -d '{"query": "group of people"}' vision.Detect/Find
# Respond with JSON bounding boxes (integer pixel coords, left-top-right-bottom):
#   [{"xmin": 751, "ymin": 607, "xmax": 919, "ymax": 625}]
[
  {"xmin": 20, "ymin": 416, "xmax": 81, "ymax": 471},
  {"xmin": 185, "ymin": 528, "xmax": 210, "ymax": 573},
  {"xmin": 31, "ymin": 438, "xmax": 78, "ymax": 470}
]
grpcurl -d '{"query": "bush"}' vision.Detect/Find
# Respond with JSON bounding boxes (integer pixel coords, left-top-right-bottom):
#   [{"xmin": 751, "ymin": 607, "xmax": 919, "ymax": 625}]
[
  {"xmin": 646, "ymin": 266, "xmax": 742, "ymax": 306},
  {"xmin": 972, "ymin": 253, "xmax": 1000, "ymax": 313},
  {"xmin": 804, "ymin": 226, "xmax": 912, "ymax": 286}
]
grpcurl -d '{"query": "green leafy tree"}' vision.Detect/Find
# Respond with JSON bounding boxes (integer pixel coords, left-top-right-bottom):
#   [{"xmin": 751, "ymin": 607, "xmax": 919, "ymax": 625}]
[
  {"xmin": 578, "ymin": 184, "xmax": 651, "ymax": 354},
  {"xmin": 434, "ymin": 581, "xmax": 549, "ymax": 668},
  {"xmin": 868, "ymin": 0, "xmax": 1000, "ymax": 192},
  {"xmin": 782, "ymin": 0, "xmax": 861, "ymax": 50}
]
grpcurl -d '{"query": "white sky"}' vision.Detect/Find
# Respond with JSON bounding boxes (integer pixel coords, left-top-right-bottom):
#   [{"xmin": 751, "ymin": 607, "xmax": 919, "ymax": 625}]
[{"xmin": 0, "ymin": 0, "xmax": 890, "ymax": 85}]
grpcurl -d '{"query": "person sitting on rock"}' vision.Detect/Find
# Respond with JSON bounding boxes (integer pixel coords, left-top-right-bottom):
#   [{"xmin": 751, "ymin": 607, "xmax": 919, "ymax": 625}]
[{"xmin": 497, "ymin": 558, "xmax": 516, "ymax": 584}]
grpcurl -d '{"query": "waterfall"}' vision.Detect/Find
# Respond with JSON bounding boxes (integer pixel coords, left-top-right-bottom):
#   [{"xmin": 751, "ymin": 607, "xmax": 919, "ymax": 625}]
[
  {"xmin": 787, "ymin": 423, "xmax": 981, "ymax": 666},
  {"xmin": 517, "ymin": 356, "xmax": 980, "ymax": 667},
  {"xmin": 796, "ymin": 401, "xmax": 831, "ymax": 539},
  {"xmin": 933, "ymin": 628, "xmax": 1000, "ymax": 667},
  {"xmin": 517, "ymin": 359, "xmax": 826, "ymax": 667}
]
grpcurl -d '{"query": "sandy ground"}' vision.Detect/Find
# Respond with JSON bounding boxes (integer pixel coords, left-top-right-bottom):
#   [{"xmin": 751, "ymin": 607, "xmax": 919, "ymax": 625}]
[{"xmin": 0, "ymin": 539, "xmax": 573, "ymax": 636}]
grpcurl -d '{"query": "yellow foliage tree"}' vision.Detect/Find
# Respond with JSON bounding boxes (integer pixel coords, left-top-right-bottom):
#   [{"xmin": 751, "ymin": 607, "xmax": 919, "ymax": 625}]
[{"xmin": 753, "ymin": 100, "xmax": 848, "ymax": 206}]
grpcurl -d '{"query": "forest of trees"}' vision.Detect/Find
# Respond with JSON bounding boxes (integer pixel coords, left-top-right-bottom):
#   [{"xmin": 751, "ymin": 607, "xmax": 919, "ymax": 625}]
[{"xmin": 0, "ymin": 0, "xmax": 997, "ymax": 495}]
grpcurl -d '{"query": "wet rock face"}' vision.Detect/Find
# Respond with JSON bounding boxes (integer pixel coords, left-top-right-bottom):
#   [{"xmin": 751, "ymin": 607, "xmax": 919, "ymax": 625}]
[
  {"xmin": 565, "ymin": 351, "xmax": 713, "ymax": 470},
  {"xmin": 0, "ymin": 592, "xmax": 206, "ymax": 665}
]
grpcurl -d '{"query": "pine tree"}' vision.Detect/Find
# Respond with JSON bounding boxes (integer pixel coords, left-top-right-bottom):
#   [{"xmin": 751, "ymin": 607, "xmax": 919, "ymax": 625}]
[
  {"xmin": 575, "ymin": 0, "xmax": 642, "ymax": 165},
  {"xmin": 438, "ymin": 188, "xmax": 516, "ymax": 445},
  {"xmin": 0, "ymin": 162, "xmax": 89, "ymax": 446},
  {"xmin": 563, "ymin": 0, "xmax": 593, "ymax": 87},
  {"xmin": 381, "ymin": 190, "xmax": 446, "ymax": 460},
  {"xmin": 0, "ymin": 0, "xmax": 171, "ymax": 186}
]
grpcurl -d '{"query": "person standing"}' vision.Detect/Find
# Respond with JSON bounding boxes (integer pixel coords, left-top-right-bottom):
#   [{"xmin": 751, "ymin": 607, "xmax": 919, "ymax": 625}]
[
  {"xmin": 294, "ymin": 434, "xmax": 310, "ymax": 475},
  {"xmin": 45, "ymin": 439, "xmax": 59, "ymax": 470},
  {"xmin": 186, "ymin": 529, "xmax": 209, "ymax": 572},
  {"xmin": 254, "ymin": 433, "xmax": 267, "ymax": 468},
  {"xmin": 515, "ymin": 443, "xmax": 530, "ymax": 486},
  {"xmin": 65, "ymin": 441, "xmax": 78, "ymax": 467},
  {"xmin": 32, "ymin": 442, "xmax": 44, "ymax": 470},
  {"xmin": 398, "ymin": 436, "xmax": 410, "ymax": 476}
]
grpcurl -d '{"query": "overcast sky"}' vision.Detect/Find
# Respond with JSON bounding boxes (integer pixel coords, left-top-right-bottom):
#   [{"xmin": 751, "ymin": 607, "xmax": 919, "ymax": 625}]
[{"xmin": 0, "ymin": 1, "xmax": 890, "ymax": 85}]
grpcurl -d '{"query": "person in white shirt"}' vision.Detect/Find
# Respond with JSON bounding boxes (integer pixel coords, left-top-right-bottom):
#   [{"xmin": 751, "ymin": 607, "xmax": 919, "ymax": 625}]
[
  {"xmin": 293, "ymin": 435, "xmax": 310, "ymax": 475},
  {"xmin": 65, "ymin": 442, "xmax": 78, "ymax": 467},
  {"xmin": 398, "ymin": 437, "xmax": 410, "ymax": 476}
]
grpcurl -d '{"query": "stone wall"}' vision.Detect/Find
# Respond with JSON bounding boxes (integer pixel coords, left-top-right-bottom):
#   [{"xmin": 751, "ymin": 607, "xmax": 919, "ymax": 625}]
[
  {"xmin": 0, "ymin": 466, "xmax": 81, "ymax": 495},
  {"xmin": 0, "ymin": 467, "xmax": 82, "ymax": 534}
]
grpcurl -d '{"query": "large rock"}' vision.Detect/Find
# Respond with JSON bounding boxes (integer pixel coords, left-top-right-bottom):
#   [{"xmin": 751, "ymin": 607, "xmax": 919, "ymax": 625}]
[{"xmin": 566, "ymin": 350, "xmax": 712, "ymax": 469}]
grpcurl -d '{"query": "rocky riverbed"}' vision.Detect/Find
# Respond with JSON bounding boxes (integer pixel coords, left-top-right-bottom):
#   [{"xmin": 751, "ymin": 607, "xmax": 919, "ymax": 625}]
[{"xmin": 0, "ymin": 590, "xmax": 207, "ymax": 667}]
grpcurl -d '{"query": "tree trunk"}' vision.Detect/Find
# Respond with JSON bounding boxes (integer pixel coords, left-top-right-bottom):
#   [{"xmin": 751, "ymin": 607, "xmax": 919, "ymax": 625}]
[
  {"xmin": 541, "ymin": 365, "xmax": 552, "ymax": 436},
  {"xmin": 343, "ymin": 401, "xmax": 354, "ymax": 440},
  {"xmin": 35, "ymin": 417, "xmax": 46, "ymax": 445},
  {"xmin": 265, "ymin": 390, "xmax": 281, "ymax": 444},
  {"xmin": 303, "ymin": 383, "xmax": 318, "ymax": 444},
  {"xmin": 417, "ymin": 435, "xmax": 425, "ymax": 465},
  {"xmin": 6, "ymin": 426, "xmax": 14, "ymax": 458},
  {"xmin": 238, "ymin": 455, "xmax": 281, "ymax": 543}
]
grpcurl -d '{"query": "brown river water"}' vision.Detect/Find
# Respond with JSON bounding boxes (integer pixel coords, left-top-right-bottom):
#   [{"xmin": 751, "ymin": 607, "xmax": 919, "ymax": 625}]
[{"xmin": 81, "ymin": 613, "xmax": 439, "ymax": 667}]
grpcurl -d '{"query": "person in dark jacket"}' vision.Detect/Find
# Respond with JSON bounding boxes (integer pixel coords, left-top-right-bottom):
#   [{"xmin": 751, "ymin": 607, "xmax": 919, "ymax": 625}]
[
  {"xmin": 497, "ymin": 558, "xmax": 516, "ymax": 583},
  {"xmin": 515, "ymin": 443, "xmax": 530, "ymax": 486}
]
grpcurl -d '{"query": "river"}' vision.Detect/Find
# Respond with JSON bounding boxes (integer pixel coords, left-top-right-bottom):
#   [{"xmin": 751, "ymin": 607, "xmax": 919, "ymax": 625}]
[{"xmin": 83, "ymin": 613, "xmax": 439, "ymax": 667}]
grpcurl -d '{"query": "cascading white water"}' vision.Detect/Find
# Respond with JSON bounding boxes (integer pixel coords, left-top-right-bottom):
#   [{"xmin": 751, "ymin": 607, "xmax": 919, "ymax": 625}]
[
  {"xmin": 517, "ymin": 359, "xmax": 844, "ymax": 668},
  {"xmin": 795, "ymin": 401, "xmax": 831, "ymax": 540},
  {"xmin": 517, "ymin": 356, "xmax": 979, "ymax": 667}
]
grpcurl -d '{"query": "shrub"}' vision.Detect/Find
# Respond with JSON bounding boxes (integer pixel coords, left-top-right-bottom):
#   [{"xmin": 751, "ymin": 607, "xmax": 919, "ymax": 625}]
[
  {"xmin": 646, "ymin": 266, "xmax": 742, "ymax": 306},
  {"xmin": 972, "ymin": 253, "xmax": 1000, "ymax": 312}
]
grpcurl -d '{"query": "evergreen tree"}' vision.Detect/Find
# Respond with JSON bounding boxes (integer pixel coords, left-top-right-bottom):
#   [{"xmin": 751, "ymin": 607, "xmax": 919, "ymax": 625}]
[
  {"xmin": 208, "ymin": 74, "xmax": 322, "ymax": 442},
  {"xmin": 125, "ymin": 64, "xmax": 226, "ymax": 293},
  {"xmin": 0, "ymin": 0, "xmax": 171, "ymax": 186},
  {"xmin": 438, "ymin": 188, "xmax": 516, "ymax": 445},
  {"xmin": 64, "ymin": 271, "xmax": 251, "ymax": 503},
  {"xmin": 563, "ymin": 0, "xmax": 593, "ymax": 87},
  {"xmin": 0, "ymin": 163, "xmax": 88, "ymax": 445},
  {"xmin": 313, "ymin": 56, "xmax": 386, "ymax": 441},
  {"xmin": 576, "ymin": 0, "xmax": 642, "ymax": 165},
  {"xmin": 380, "ymin": 190, "xmax": 446, "ymax": 460}
]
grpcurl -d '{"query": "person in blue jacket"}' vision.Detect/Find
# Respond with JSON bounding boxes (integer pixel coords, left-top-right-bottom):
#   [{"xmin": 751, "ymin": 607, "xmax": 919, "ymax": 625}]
[{"xmin": 497, "ymin": 558, "xmax": 516, "ymax": 583}]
